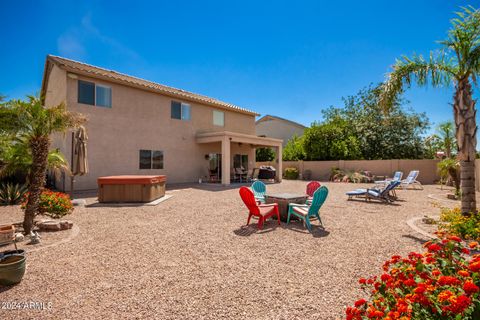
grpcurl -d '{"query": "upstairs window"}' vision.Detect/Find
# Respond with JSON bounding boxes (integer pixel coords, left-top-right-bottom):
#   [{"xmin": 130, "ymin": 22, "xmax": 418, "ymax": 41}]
[
  {"xmin": 171, "ymin": 101, "xmax": 191, "ymax": 120},
  {"xmin": 213, "ymin": 110, "xmax": 224, "ymax": 127},
  {"xmin": 139, "ymin": 150, "xmax": 164, "ymax": 169},
  {"xmin": 78, "ymin": 80, "xmax": 95, "ymax": 105},
  {"xmin": 78, "ymin": 80, "xmax": 112, "ymax": 108},
  {"xmin": 96, "ymin": 85, "xmax": 112, "ymax": 107}
]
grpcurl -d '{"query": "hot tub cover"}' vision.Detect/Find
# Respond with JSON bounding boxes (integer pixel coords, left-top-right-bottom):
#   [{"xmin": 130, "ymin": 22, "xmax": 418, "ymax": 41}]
[{"xmin": 98, "ymin": 175, "xmax": 166, "ymax": 185}]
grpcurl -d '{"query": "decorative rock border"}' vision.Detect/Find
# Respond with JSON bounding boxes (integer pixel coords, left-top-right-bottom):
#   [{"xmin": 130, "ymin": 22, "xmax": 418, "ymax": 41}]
[
  {"xmin": 406, "ymin": 216, "xmax": 439, "ymax": 240},
  {"xmin": 26, "ymin": 224, "xmax": 80, "ymax": 254},
  {"xmin": 427, "ymin": 193, "xmax": 459, "ymax": 203}
]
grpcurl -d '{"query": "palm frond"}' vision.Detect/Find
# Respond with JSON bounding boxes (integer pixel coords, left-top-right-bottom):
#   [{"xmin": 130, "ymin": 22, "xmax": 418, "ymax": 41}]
[{"xmin": 380, "ymin": 53, "xmax": 456, "ymax": 111}]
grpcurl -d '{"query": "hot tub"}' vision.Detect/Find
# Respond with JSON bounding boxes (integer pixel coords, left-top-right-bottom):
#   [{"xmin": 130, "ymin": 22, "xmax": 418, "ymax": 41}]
[{"xmin": 97, "ymin": 175, "xmax": 166, "ymax": 203}]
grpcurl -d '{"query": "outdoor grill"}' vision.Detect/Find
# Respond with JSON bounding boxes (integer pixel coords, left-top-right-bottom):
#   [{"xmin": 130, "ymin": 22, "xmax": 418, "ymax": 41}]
[{"xmin": 258, "ymin": 166, "xmax": 276, "ymax": 180}]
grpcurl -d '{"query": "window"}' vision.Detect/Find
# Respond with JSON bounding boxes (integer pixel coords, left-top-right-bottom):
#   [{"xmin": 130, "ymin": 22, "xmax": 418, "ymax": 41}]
[
  {"xmin": 139, "ymin": 150, "xmax": 152, "ymax": 169},
  {"xmin": 139, "ymin": 150, "xmax": 164, "ymax": 169},
  {"xmin": 152, "ymin": 151, "xmax": 164, "ymax": 169},
  {"xmin": 171, "ymin": 101, "xmax": 191, "ymax": 120},
  {"xmin": 213, "ymin": 110, "xmax": 224, "ymax": 126},
  {"xmin": 96, "ymin": 85, "xmax": 112, "ymax": 107},
  {"xmin": 78, "ymin": 80, "xmax": 95, "ymax": 105},
  {"xmin": 78, "ymin": 80, "xmax": 112, "ymax": 108},
  {"xmin": 234, "ymin": 154, "xmax": 248, "ymax": 170}
]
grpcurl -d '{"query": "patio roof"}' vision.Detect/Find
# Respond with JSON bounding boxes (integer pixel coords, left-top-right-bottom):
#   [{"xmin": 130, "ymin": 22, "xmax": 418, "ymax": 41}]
[{"xmin": 196, "ymin": 131, "xmax": 283, "ymax": 147}]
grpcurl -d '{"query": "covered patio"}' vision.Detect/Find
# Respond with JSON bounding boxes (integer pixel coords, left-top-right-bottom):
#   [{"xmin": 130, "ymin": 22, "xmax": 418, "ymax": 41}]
[{"xmin": 196, "ymin": 131, "xmax": 283, "ymax": 185}]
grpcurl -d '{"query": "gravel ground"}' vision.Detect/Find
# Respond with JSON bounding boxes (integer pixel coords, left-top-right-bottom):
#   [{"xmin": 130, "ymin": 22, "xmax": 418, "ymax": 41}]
[{"xmin": 0, "ymin": 181, "xmax": 464, "ymax": 319}]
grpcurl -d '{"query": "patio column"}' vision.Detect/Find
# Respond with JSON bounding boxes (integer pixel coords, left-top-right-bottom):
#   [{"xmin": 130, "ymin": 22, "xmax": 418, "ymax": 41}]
[
  {"xmin": 221, "ymin": 136, "xmax": 231, "ymax": 185},
  {"xmin": 276, "ymin": 144, "xmax": 282, "ymax": 182}
]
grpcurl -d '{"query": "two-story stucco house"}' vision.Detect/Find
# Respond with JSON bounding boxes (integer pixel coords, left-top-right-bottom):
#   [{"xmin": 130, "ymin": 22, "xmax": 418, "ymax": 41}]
[
  {"xmin": 41, "ymin": 55, "xmax": 282, "ymax": 190},
  {"xmin": 256, "ymin": 115, "xmax": 306, "ymax": 147}
]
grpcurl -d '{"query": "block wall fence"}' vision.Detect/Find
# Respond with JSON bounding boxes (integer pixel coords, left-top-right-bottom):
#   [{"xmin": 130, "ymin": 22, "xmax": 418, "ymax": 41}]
[{"xmin": 256, "ymin": 159, "xmax": 442, "ymax": 184}]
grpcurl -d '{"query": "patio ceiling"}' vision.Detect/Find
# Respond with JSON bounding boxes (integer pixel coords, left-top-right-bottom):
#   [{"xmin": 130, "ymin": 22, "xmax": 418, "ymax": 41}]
[{"xmin": 196, "ymin": 131, "xmax": 283, "ymax": 148}]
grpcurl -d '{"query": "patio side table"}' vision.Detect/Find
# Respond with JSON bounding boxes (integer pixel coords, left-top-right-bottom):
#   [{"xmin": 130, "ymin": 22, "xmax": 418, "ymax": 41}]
[{"xmin": 264, "ymin": 193, "xmax": 308, "ymax": 222}]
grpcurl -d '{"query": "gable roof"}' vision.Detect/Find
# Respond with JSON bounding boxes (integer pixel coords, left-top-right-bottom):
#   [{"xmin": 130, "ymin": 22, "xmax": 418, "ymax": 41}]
[
  {"xmin": 41, "ymin": 55, "xmax": 258, "ymax": 116},
  {"xmin": 255, "ymin": 114, "xmax": 306, "ymax": 129}
]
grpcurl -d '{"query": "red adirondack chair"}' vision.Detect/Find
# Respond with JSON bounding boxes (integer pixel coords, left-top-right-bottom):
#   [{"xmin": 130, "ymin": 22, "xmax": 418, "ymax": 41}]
[
  {"xmin": 306, "ymin": 181, "xmax": 321, "ymax": 202},
  {"xmin": 239, "ymin": 187, "xmax": 280, "ymax": 230}
]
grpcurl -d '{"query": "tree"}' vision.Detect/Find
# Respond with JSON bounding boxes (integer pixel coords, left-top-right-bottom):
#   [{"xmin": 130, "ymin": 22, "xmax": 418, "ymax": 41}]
[
  {"xmin": 0, "ymin": 135, "xmax": 70, "ymax": 181},
  {"xmin": 302, "ymin": 120, "xmax": 362, "ymax": 160},
  {"xmin": 0, "ymin": 96, "xmax": 85, "ymax": 234},
  {"xmin": 424, "ymin": 121, "xmax": 456, "ymax": 159},
  {"xmin": 437, "ymin": 121, "xmax": 456, "ymax": 158},
  {"xmin": 255, "ymin": 147, "xmax": 275, "ymax": 162},
  {"xmin": 283, "ymin": 134, "xmax": 305, "ymax": 161},
  {"xmin": 380, "ymin": 6, "xmax": 480, "ymax": 214},
  {"xmin": 322, "ymin": 84, "xmax": 429, "ymax": 160}
]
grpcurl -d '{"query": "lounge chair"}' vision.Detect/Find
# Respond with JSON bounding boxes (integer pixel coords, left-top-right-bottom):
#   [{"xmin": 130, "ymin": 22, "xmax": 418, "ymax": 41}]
[
  {"xmin": 374, "ymin": 171, "xmax": 403, "ymax": 186},
  {"xmin": 401, "ymin": 170, "xmax": 422, "ymax": 190},
  {"xmin": 251, "ymin": 180, "xmax": 266, "ymax": 203},
  {"xmin": 239, "ymin": 187, "xmax": 280, "ymax": 230},
  {"xmin": 287, "ymin": 186, "xmax": 329, "ymax": 232},
  {"xmin": 306, "ymin": 181, "xmax": 321, "ymax": 204},
  {"xmin": 346, "ymin": 180, "xmax": 401, "ymax": 203}
]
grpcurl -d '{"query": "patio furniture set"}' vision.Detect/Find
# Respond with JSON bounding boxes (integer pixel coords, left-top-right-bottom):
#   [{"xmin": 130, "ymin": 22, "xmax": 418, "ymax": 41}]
[
  {"xmin": 345, "ymin": 170, "xmax": 422, "ymax": 203},
  {"xmin": 239, "ymin": 180, "xmax": 328, "ymax": 232}
]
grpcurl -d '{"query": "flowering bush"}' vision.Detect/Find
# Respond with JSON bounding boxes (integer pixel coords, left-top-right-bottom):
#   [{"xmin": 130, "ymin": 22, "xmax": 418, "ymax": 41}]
[
  {"xmin": 346, "ymin": 236, "xmax": 480, "ymax": 319},
  {"xmin": 22, "ymin": 189, "xmax": 73, "ymax": 218},
  {"xmin": 439, "ymin": 207, "xmax": 480, "ymax": 241}
]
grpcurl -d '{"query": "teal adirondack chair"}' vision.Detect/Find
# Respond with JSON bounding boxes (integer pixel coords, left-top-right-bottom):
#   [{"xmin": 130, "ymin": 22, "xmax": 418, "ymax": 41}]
[
  {"xmin": 287, "ymin": 186, "xmax": 328, "ymax": 231},
  {"xmin": 251, "ymin": 180, "xmax": 266, "ymax": 203}
]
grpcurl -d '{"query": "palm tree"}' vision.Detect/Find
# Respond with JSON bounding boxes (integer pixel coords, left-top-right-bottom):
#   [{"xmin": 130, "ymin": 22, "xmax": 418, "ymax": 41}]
[
  {"xmin": 0, "ymin": 96, "xmax": 85, "ymax": 234},
  {"xmin": 0, "ymin": 136, "xmax": 71, "ymax": 181},
  {"xmin": 380, "ymin": 6, "xmax": 480, "ymax": 215},
  {"xmin": 437, "ymin": 121, "xmax": 456, "ymax": 158}
]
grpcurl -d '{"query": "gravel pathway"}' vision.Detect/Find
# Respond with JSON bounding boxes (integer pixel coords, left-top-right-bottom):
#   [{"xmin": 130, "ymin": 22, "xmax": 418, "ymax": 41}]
[{"xmin": 0, "ymin": 182, "xmax": 458, "ymax": 319}]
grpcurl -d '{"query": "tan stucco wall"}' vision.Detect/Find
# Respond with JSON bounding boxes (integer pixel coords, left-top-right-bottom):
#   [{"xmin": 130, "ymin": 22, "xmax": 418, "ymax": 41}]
[
  {"xmin": 45, "ymin": 65, "xmax": 70, "ymax": 187},
  {"xmin": 45, "ymin": 71, "xmax": 257, "ymax": 190},
  {"xmin": 255, "ymin": 119, "xmax": 305, "ymax": 146},
  {"xmin": 257, "ymin": 159, "xmax": 440, "ymax": 184}
]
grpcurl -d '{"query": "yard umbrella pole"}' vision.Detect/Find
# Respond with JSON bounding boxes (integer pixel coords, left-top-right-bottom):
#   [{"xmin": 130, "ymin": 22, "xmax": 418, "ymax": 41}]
[{"xmin": 70, "ymin": 126, "xmax": 89, "ymax": 199}]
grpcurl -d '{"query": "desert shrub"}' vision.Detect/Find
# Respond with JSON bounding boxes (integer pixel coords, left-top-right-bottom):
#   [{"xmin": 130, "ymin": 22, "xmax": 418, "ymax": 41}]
[
  {"xmin": 284, "ymin": 167, "xmax": 299, "ymax": 180},
  {"xmin": 439, "ymin": 207, "xmax": 480, "ymax": 241},
  {"xmin": 330, "ymin": 167, "xmax": 373, "ymax": 183},
  {"xmin": 0, "ymin": 183, "xmax": 27, "ymax": 205},
  {"xmin": 22, "ymin": 189, "xmax": 73, "ymax": 218},
  {"xmin": 346, "ymin": 236, "xmax": 480, "ymax": 319}
]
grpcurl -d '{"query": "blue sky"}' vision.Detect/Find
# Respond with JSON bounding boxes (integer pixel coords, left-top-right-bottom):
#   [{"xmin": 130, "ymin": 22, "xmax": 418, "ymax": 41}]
[{"xmin": 0, "ymin": 0, "xmax": 476, "ymax": 133}]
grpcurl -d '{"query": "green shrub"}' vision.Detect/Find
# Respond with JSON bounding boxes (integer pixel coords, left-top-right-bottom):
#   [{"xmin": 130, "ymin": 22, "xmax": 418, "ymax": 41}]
[
  {"xmin": 284, "ymin": 167, "xmax": 299, "ymax": 180},
  {"xmin": 329, "ymin": 167, "xmax": 373, "ymax": 183},
  {"xmin": 0, "ymin": 183, "xmax": 27, "ymax": 205},
  {"xmin": 256, "ymin": 147, "xmax": 275, "ymax": 162},
  {"xmin": 439, "ymin": 207, "xmax": 480, "ymax": 241},
  {"xmin": 22, "ymin": 189, "xmax": 73, "ymax": 218}
]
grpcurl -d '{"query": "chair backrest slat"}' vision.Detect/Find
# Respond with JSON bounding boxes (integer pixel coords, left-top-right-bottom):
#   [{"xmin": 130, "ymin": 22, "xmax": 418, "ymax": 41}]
[
  {"xmin": 306, "ymin": 181, "xmax": 321, "ymax": 197},
  {"xmin": 393, "ymin": 171, "xmax": 403, "ymax": 181},
  {"xmin": 239, "ymin": 187, "xmax": 260, "ymax": 216},
  {"xmin": 251, "ymin": 181, "xmax": 266, "ymax": 198},
  {"xmin": 308, "ymin": 186, "xmax": 328, "ymax": 216},
  {"xmin": 380, "ymin": 180, "xmax": 401, "ymax": 196},
  {"xmin": 405, "ymin": 170, "xmax": 419, "ymax": 183}
]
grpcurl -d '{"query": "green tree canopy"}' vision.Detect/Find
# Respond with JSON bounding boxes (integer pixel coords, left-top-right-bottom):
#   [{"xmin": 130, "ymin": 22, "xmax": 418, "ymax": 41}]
[
  {"xmin": 290, "ymin": 84, "xmax": 429, "ymax": 161},
  {"xmin": 255, "ymin": 147, "xmax": 275, "ymax": 162}
]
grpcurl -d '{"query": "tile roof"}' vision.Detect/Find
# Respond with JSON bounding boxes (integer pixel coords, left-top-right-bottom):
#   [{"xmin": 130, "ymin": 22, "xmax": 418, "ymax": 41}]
[{"xmin": 44, "ymin": 55, "xmax": 258, "ymax": 116}]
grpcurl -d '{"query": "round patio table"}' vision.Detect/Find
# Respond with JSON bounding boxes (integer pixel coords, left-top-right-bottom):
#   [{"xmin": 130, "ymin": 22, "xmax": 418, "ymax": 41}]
[{"xmin": 264, "ymin": 193, "xmax": 308, "ymax": 222}]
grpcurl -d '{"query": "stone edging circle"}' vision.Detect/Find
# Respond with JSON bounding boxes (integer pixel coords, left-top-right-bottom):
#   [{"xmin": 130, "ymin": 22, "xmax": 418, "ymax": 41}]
[
  {"xmin": 427, "ymin": 194, "xmax": 459, "ymax": 203},
  {"xmin": 26, "ymin": 224, "xmax": 80, "ymax": 254},
  {"xmin": 406, "ymin": 216, "xmax": 438, "ymax": 240}
]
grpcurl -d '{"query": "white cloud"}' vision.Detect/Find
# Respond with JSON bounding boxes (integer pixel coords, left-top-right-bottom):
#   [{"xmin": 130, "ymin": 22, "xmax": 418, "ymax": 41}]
[
  {"xmin": 57, "ymin": 33, "xmax": 87, "ymax": 60},
  {"xmin": 56, "ymin": 13, "xmax": 142, "ymax": 63}
]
